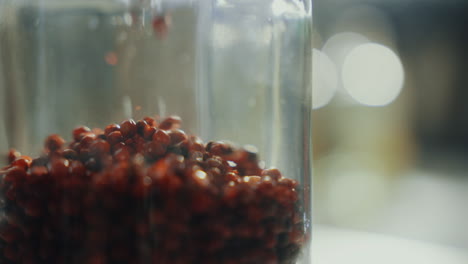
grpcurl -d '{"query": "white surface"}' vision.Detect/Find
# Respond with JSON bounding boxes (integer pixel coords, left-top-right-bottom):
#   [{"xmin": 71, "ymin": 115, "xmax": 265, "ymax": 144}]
[{"xmin": 312, "ymin": 226, "xmax": 468, "ymax": 264}]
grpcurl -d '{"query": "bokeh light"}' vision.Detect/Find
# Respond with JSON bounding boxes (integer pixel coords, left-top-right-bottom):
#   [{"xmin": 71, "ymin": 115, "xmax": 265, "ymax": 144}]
[
  {"xmin": 342, "ymin": 43, "xmax": 404, "ymax": 106},
  {"xmin": 322, "ymin": 32, "xmax": 369, "ymax": 74}
]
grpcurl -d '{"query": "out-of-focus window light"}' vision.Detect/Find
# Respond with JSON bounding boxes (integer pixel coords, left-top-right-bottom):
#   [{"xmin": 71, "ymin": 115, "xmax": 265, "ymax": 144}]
[
  {"xmin": 342, "ymin": 43, "xmax": 404, "ymax": 106},
  {"xmin": 322, "ymin": 32, "xmax": 369, "ymax": 74},
  {"xmin": 312, "ymin": 49, "xmax": 338, "ymax": 109}
]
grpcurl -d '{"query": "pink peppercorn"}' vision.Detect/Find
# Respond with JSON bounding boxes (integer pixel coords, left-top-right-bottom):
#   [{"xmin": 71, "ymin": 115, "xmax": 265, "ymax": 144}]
[
  {"xmin": 44, "ymin": 134, "xmax": 66, "ymax": 152},
  {"xmin": 0, "ymin": 116, "xmax": 304, "ymax": 264},
  {"xmin": 152, "ymin": 129, "xmax": 171, "ymax": 146},
  {"xmin": 73, "ymin": 126, "xmax": 91, "ymax": 141},
  {"xmin": 120, "ymin": 119, "xmax": 137, "ymax": 138}
]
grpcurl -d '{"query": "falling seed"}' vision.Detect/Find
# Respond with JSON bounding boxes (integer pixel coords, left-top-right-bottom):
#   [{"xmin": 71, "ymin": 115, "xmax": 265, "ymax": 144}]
[
  {"xmin": 152, "ymin": 14, "xmax": 171, "ymax": 38},
  {"xmin": 105, "ymin": 52, "xmax": 118, "ymax": 66}
]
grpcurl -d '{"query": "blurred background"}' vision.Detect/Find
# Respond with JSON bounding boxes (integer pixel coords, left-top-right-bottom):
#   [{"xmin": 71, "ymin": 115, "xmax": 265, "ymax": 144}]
[{"xmin": 311, "ymin": 0, "xmax": 468, "ymax": 254}]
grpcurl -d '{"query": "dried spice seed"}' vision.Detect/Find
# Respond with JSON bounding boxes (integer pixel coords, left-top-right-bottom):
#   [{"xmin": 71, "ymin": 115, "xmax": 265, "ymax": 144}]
[
  {"xmin": 0, "ymin": 116, "xmax": 305, "ymax": 264},
  {"xmin": 8, "ymin": 149, "xmax": 21, "ymax": 163},
  {"xmin": 62, "ymin": 149, "xmax": 78, "ymax": 160},
  {"xmin": 73, "ymin": 126, "xmax": 92, "ymax": 141},
  {"xmin": 136, "ymin": 120, "xmax": 148, "ymax": 135},
  {"xmin": 143, "ymin": 126, "xmax": 157, "ymax": 140},
  {"xmin": 261, "ymin": 168, "xmax": 282, "ymax": 181},
  {"xmin": 144, "ymin": 142, "xmax": 167, "ymax": 160},
  {"xmin": 152, "ymin": 129, "xmax": 171, "ymax": 146},
  {"xmin": 44, "ymin": 134, "xmax": 66, "ymax": 152},
  {"xmin": 104, "ymin": 124, "xmax": 120, "ymax": 136},
  {"xmin": 143, "ymin": 116, "xmax": 157, "ymax": 127},
  {"xmin": 158, "ymin": 115, "xmax": 181, "ymax": 130},
  {"xmin": 80, "ymin": 133, "xmax": 97, "ymax": 149},
  {"xmin": 206, "ymin": 141, "xmax": 234, "ymax": 156},
  {"xmin": 4, "ymin": 166, "xmax": 27, "ymax": 182},
  {"xmin": 120, "ymin": 119, "xmax": 137, "ymax": 138},
  {"xmin": 89, "ymin": 140, "xmax": 111, "ymax": 156},
  {"xmin": 168, "ymin": 129, "xmax": 188, "ymax": 146},
  {"xmin": 49, "ymin": 158, "xmax": 69, "ymax": 179},
  {"xmin": 107, "ymin": 131, "xmax": 124, "ymax": 146}
]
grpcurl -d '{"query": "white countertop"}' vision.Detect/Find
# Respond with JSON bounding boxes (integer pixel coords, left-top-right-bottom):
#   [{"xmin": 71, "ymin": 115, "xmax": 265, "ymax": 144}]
[{"xmin": 312, "ymin": 226, "xmax": 468, "ymax": 264}]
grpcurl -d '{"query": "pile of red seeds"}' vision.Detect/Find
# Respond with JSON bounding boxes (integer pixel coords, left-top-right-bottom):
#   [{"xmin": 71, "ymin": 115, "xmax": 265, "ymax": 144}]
[{"xmin": 0, "ymin": 116, "xmax": 305, "ymax": 264}]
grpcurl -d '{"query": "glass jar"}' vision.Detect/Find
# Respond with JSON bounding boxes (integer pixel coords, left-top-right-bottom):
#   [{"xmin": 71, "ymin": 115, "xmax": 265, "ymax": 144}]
[{"xmin": 0, "ymin": 0, "xmax": 312, "ymax": 263}]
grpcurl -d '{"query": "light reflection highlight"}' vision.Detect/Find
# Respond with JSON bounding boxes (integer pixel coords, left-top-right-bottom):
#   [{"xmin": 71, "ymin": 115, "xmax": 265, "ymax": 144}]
[{"xmin": 312, "ymin": 49, "xmax": 338, "ymax": 109}]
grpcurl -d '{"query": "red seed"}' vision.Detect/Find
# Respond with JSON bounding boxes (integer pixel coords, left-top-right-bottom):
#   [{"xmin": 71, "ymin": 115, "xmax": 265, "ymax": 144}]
[
  {"xmin": 188, "ymin": 136, "xmax": 205, "ymax": 152},
  {"xmin": 44, "ymin": 134, "xmax": 66, "ymax": 151},
  {"xmin": 168, "ymin": 129, "xmax": 188, "ymax": 145},
  {"xmin": 69, "ymin": 160, "xmax": 86, "ymax": 178},
  {"xmin": 207, "ymin": 157, "xmax": 223, "ymax": 169},
  {"xmin": 0, "ymin": 116, "xmax": 304, "ymax": 264},
  {"xmin": 112, "ymin": 142, "xmax": 126, "ymax": 153},
  {"xmin": 104, "ymin": 124, "xmax": 120, "ymax": 136},
  {"xmin": 110, "ymin": 162, "xmax": 129, "ymax": 192},
  {"xmin": 147, "ymin": 159, "xmax": 170, "ymax": 181},
  {"xmin": 62, "ymin": 149, "xmax": 78, "ymax": 160},
  {"xmin": 136, "ymin": 120, "xmax": 148, "ymax": 135},
  {"xmin": 80, "ymin": 133, "xmax": 97, "ymax": 148},
  {"xmin": 11, "ymin": 156, "xmax": 31, "ymax": 170},
  {"xmin": 114, "ymin": 147, "xmax": 131, "ymax": 162},
  {"xmin": 144, "ymin": 142, "xmax": 166, "ymax": 159},
  {"xmin": 152, "ymin": 15, "xmax": 170, "ymax": 38},
  {"xmin": 89, "ymin": 140, "xmax": 110, "ymax": 156},
  {"xmin": 3, "ymin": 166, "xmax": 26, "ymax": 182},
  {"xmin": 73, "ymin": 126, "xmax": 91, "ymax": 141},
  {"xmin": 289, "ymin": 227, "xmax": 305, "ymax": 244},
  {"xmin": 143, "ymin": 126, "xmax": 157, "ymax": 140},
  {"xmin": 278, "ymin": 178, "xmax": 298, "ymax": 188},
  {"xmin": 143, "ymin": 116, "xmax": 157, "ymax": 127},
  {"xmin": 8, "ymin": 149, "xmax": 21, "ymax": 163},
  {"xmin": 107, "ymin": 131, "xmax": 124, "ymax": 145},
  {"xmin": 262, "ymin": 168, "xmax": 282, "ymax": 181},
  {"xmin": 69, "ymin": 141, "xmax": 80, "ymax": 151},
  {"xmin": 85, "ymin": 158, "xmax": 101, "ymax": 171},
  {"xmin": 152, "ymin": 129, "xmax": 170, "ymax": 146},
  {"xmin": 120, "ymin": 119, "xmax": 137, "ymax": 138},
  {"xmin": 158, "ymin": 115, "xmax": 181, "ymax": 130},
  {"xmin": 30, "ymin": 166, "xmax": 48, "ymax": 181},
  {"xmin": 206, "ymin": 141, "xmax": 234, "ymax": 156},
  {"xmin": 49, "ymin": 158, "xmax": 69, "ymax": 178},
  {"xmin": 31, "ymin": 156, "xmax": 48, "ymax": 167},
  {"xmin": 124, "ymin": 138, "xmax": 134, "ymax": 146}
]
